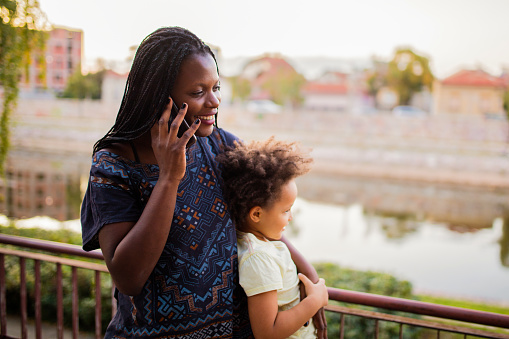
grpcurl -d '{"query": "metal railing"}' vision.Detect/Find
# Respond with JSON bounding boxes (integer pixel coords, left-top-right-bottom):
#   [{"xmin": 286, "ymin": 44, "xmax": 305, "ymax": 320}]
[
  {"xmin": 326, "ymin": 288, "xmax": 509, "ymax": 338},
  {"xmin": 1, "ymin": 233, "xmax": 509, "ymax": 338},
  {"xmin": 0, "ymin": 234, "xmax": 114, "ymax": 339}
]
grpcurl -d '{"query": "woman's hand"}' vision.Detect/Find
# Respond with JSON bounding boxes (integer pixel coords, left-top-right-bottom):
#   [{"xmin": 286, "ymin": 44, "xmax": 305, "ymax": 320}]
[
  {"xmin": 312, "ymin": 307, "xmax": 328, "ymax": 338},
  {"xmin": 150, "ymin": 98, "xmax": 200, "ymax": 182},
  {"xmin": 282, "ymin": 236, "xmax": 329, "ymax": 338},
  {"xmin": 298, "ymin": 274, "xmax": 328, "ymax": 338},
  {"xmin": 298, "ymin": 274, "xmax": 328, "ymax": 307}
]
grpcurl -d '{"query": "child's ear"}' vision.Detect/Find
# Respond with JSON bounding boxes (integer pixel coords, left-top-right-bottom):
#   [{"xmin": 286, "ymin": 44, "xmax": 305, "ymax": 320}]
[{"xmin": 248, "ymin": 206, "xmax": 262, "ymax": 223}]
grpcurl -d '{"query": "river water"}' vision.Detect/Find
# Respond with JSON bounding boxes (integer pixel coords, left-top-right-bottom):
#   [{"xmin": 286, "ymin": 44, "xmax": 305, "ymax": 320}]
[
  {"xmin": 2, "ymin": 150, "xmax": 509, "ymax": 304},
  {"xmin": 290, "ymin": 173, "xmax": 509, "ymax": 304}
]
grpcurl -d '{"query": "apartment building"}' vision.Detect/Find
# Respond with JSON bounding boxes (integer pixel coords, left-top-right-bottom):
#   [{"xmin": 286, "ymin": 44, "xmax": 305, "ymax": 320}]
[{"xmin": 20, "ymin": 26, "xmax": 83, "ymax": 94}]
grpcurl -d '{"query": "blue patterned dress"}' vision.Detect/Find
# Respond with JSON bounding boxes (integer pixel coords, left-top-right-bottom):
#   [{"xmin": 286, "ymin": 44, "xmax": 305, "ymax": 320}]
[{"xmin": 81, "ymin": 128, "xmax": 252, "ymax": 338}]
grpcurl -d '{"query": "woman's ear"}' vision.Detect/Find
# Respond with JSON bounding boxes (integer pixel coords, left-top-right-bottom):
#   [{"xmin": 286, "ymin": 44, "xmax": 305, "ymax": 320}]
[{"xmin": 248, "ymin": 206, "xmax": 262, "ymax": 223}]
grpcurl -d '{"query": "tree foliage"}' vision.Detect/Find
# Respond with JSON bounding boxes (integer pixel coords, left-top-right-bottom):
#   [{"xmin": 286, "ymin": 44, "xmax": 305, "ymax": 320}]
[
  {"xmin": 229, "ymin": 75, "xmax": 251, "ymax": 102},
  {"xmin": 366, "ymin": 59, "xmax": 388, "ymax": 99},
  {"xmin": 59, "ymin": 66, "xmax": 105, "ymax": 100},
  {"xmin": 366, "ymin": 48, "xmax": 434, "ymax": 107},
  {"xmin": 261, "ymin": 68, "xmax": 306, "ymax": 107},
  {"xmin": 0, "ymin": 0, "xmax": 48, "ymax": 173},
  {"xmin": 387, "ymin": 48, "xmax": 434, "ymax": 105}
]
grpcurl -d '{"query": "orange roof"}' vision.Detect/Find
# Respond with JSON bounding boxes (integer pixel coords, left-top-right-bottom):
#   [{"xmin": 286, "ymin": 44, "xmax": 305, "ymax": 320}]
[
  {"xmin": 302, "ymin": 82, "xmax": 348, "ymax": 95},
  {"xmin": 442, "ymin": 69, "xmax": 506, "ymax": 88}
]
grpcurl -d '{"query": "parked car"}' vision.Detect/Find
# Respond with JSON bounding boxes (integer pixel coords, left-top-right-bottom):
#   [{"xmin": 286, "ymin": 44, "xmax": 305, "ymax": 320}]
[
  {"xmin": 392, "ymin": 105, "xmax": 427, "ymax": 117},
  {"xmin": 245, "ymin": 100, "xmax": 282, "ymax": 114}
]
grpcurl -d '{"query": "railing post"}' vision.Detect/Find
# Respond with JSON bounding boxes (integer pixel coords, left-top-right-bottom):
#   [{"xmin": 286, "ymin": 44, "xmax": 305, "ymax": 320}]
[
  {"xmin": 20, "ymin": 257, "xmax": 27, "ymax": 339},
  {"xmin": 339, "ymin": 313, "xmax": 344, "ymax": 339},
  {"xmin": 35, "ymin": 259, "xmax": 42, "ymax": 339},
  {"xmin": 56, "ymin": 263, "xmax": 64, "ymax": 339},
  {"xmin": 72, "ymin": 266, "xmax": 79, "ymax": 339},
  {"xmin": 95, "ymin": 270, "xmax": 102, "ymax": 339},
  {"xmin": 0, "ymin": 253, "xmax": 6, "ymax": 337}
]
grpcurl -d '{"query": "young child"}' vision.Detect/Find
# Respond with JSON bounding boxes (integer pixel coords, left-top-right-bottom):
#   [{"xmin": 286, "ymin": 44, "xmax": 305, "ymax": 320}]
[{"xmin": 217, "ymin": 137, "xmax": 328, "ymax": 339}]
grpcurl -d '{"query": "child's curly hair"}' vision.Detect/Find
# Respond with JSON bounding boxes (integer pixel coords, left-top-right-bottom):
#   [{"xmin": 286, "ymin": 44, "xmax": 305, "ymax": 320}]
[{"xmin": 217, "ymin": 137, "xmax": 312, "ymax": 231}]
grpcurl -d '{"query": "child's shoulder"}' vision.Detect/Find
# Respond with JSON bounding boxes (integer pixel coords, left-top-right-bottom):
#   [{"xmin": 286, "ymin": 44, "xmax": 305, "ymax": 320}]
[{"xmin": 237, "ymin": 232, "xmax": 288, "ymax": 257}]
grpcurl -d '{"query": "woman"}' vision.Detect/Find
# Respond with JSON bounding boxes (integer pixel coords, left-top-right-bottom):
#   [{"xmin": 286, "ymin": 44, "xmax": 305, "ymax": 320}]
[{"xmin": 81, "ymin": 26, "xmax": 326, "ymax": 338}]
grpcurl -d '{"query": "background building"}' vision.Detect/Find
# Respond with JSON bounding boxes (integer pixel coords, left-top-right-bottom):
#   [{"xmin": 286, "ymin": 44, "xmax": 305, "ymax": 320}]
[
  {"xmin": 20, "ymin": 26, "xmax": 83, "ymax": 95},
  {"xmin": 433, "ymin": 69, "xmax": 506, "ymax": 116}
]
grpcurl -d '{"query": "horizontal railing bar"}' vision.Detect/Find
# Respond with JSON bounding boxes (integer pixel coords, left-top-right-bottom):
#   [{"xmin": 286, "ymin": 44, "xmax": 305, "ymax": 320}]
[
  {"xmin": 0, "ymin": 234, "xmax": 103, "ymax": 260},
  {"xmin": 0, "ymin": 248, "xmax": 109, "ymax": 272},
  {"xmin": 328, "ymin": 288, "xmax": 509, "ymax": 330},
  {"xmin": 326, "ymin": 304, "xmax": 509, "ymax": 339},
  {"xmin": 2, "ymin": 234, "xmax": 509, "ymax": 337}
]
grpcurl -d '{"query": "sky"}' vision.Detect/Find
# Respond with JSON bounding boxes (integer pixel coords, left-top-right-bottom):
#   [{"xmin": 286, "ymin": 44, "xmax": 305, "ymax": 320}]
[{"xmin": 38, "ymin": 0, "xmax": 509, "ymax": 79}]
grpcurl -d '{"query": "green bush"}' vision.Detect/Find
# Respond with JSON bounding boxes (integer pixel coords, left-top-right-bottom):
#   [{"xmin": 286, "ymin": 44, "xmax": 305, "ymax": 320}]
[{"xmin": 314, "ymin": 262, "xmax": 422, "ymax": 338}]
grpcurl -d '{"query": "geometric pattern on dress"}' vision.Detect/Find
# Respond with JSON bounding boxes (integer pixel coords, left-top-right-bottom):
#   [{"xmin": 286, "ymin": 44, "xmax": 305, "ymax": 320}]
[{"xmin": 97, "ymin": 129, "xmax": 252, "ymax": 338}]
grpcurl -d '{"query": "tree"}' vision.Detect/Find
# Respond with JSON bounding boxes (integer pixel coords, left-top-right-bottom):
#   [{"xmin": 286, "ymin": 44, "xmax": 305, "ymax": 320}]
[
  {"xmin": 59, "ymin": 66, "xmax": 105, "ymax": 100},
  {"xmin": 365, "ymin": 59, "xmax": 389, "ymax": 108},
  {"xmin": 386, "ymin": 48, "xmax": 434, "ymax": 105},
  {"xmin": 229, "ymin": 75, "xmax": 251, "ymax": 103},
  {"xmin": 0, "ymin": 0, "xmax": 48, "ymax": 173},
  {"xmin": 261, "ymin": 68, "xmax": 306, "ymax": 107}
]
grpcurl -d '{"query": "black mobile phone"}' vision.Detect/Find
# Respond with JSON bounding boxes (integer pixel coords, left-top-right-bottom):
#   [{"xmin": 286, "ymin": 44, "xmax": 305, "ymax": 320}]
[{"xmin": 169, "ymin": 100, "xmax": 197, "ymax": 148}]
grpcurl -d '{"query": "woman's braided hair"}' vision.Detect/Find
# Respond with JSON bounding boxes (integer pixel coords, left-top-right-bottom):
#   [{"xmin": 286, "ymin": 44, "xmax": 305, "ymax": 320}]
[
  {"xmin": 93, "ymin": 26, "xmax": 218, "ymax": 153},
  {"xmin": 217, "ymin": 137, "xmax": 312, "ymax": 231}
]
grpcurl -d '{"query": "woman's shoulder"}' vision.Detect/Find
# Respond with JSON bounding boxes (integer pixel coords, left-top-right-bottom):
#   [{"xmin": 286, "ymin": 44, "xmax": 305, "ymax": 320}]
[
  {"xmin": 91, "ymin": 144, "xmax": 139, "ymax": 176},
  {"xmin": 211, "ymin": 127, "xmax": 239, "ymax": 148},
  {"xmin": 96, "ymin": 142, "xmax": 134, "ymax": 160}
]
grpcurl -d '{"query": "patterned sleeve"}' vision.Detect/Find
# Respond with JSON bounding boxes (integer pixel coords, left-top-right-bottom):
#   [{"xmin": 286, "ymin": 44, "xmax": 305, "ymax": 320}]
[
  {"xmin": 239, "ymin": 251, "xmax": 283, "ymax": 297},
  {"xmin": 81, "ymin": 152, "xmax": 142, "ymax": 251}
]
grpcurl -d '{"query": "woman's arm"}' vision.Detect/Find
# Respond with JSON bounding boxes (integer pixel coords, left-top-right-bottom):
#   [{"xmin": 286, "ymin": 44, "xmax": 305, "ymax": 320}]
[
  {"xmin": 98, "ymin": 102, "xmax": 200, "ymax": 296},
  {"xmin": 98, "ymin": 178, "xmax": 180, "ymax": 295},
  {"xmin": 280, "ymin": 236, "xmax": 329, "ymax": 338},
  {"xmin": 248, "ymin": 274, "xmax": 327, "ymax": 339}
]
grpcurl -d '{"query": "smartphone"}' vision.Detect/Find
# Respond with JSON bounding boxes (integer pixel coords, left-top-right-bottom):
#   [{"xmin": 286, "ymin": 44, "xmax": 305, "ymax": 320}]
[{"xmin": 169, "ymin": 99, "xmax": 197, "ymax": 148}]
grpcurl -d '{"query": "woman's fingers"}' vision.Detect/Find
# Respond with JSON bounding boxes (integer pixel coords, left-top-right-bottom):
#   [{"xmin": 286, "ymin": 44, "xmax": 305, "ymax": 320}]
[{"xmin": 313, "ymin": 309, "xmax": 328, "ymax": 339}]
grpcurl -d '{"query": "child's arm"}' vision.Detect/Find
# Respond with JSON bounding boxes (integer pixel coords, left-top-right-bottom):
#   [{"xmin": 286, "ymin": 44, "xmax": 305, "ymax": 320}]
[{"xmin": 248, "ymin": 274, "xmax": 328, "ymax": 339}]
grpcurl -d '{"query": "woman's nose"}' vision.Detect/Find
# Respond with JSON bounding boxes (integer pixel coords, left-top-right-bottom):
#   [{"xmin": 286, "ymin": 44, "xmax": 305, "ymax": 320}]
[{"xmin": 208, "ymin": 91, "xmax": 221, "ymax": 107}]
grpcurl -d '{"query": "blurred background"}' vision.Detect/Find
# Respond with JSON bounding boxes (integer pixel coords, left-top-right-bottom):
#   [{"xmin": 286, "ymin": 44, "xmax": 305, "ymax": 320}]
[{"xmin": 1, "ymin": 0, "xmax": 508, "ymax": 305}]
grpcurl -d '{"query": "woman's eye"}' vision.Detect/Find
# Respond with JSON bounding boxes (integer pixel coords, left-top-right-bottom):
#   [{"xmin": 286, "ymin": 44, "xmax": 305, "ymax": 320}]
[{"xmin": 214, "ymin": 85, "xmax": 221, "ymax": 91}]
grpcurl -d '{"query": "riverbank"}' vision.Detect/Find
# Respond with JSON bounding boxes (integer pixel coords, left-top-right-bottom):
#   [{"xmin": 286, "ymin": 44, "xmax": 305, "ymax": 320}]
[
  {"xmin": 10, "ymin": 100, "xmax": 509, "ymax": 192},
  {"xmin": 219, "ymin": 107, "xmax": 509, "ymax": 191}
]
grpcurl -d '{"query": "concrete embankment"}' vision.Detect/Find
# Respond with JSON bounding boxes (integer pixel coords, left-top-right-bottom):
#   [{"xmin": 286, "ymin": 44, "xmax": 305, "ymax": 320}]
[{"xmin": 10, "ymin": 99, "xmax": 509, "ymax": 190}]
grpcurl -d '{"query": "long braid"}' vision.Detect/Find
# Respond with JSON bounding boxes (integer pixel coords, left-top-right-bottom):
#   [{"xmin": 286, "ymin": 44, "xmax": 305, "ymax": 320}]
[{"xmin": 93, "ymin": 27, "xmax": 219, "ymax": 154}]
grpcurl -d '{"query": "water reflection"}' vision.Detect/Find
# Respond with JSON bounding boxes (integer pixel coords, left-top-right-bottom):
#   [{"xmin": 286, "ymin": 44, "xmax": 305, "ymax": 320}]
[
  {"xmin": 287, "ymin": 198, "xmax": 509, "ymax": 303},
  {"xmin": 0, "ymin": 150, "xmax": 89, "ymax": 221},
  {"xmin": 296, "ymin": 172, "xmax": 508, "ymax": 230},
  {"xmin": 501, "ymin": 217, "xmax": 509, "ymax": 267},
  {"xmin": 291, "ymin": 172, "xmax": 509, "ymax": 302}
]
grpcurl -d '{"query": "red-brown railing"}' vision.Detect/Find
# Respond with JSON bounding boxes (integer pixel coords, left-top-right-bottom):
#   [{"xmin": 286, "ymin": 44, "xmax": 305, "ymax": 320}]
[
  {"xmin": 0, "ymin": 234, "xmax": 114, "ymax": 339},
  {"xmin": 326, "ymin": 289, "xmax": 509, "ymax": 338},
  {"xmin": 1, "ymin": 233, "xmax": 509, "ymax": 338}
]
